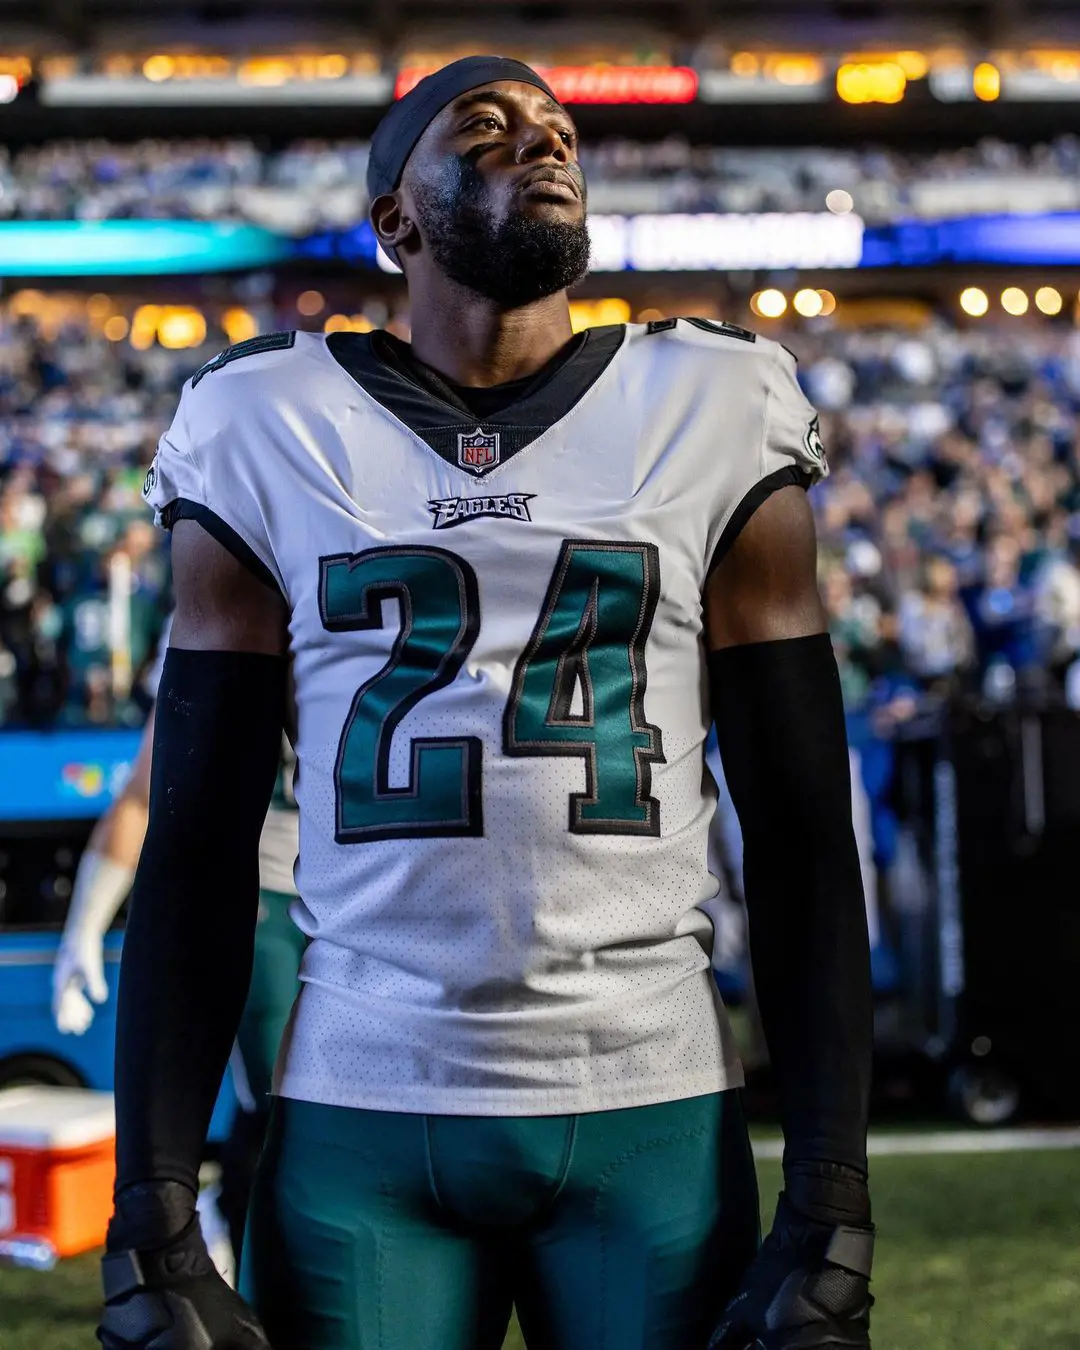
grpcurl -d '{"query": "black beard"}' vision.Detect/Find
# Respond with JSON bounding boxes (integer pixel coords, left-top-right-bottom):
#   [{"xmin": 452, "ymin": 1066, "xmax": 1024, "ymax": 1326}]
[{"xmin": 412, "ymin": 157, "xmax": 591, "ymax": 308}]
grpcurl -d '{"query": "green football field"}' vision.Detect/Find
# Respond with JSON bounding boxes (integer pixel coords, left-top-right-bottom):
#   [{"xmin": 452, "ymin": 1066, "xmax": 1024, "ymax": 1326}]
[{"xmin": 2, "ymin": 1145, "xmax": 1078, "ymax": 1350}]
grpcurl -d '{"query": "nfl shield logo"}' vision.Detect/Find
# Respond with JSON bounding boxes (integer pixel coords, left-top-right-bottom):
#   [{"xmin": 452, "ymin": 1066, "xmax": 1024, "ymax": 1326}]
[{"xmin": 458, "ymin": 427, "xmax": 500, "ymax": 474}]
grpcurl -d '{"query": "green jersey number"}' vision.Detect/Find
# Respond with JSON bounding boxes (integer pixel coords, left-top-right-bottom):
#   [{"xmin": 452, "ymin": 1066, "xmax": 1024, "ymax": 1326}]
[
  {"xmin": 504, "ymin": 541, "xmax": 664, "ymax": 835},
  {"xmin": 320, "ymin": 540, "xmax": 664, "ymax": 843},
  {"xmin": 319, "ymin": 547, "xmax": 483, "ymax": 843}
]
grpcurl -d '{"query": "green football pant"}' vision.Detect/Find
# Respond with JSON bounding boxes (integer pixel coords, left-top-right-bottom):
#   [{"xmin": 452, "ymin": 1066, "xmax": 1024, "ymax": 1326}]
[
  {"xmin": 242, "ymin": 1090, "xmax": 759, "ymax": 1350},
  {"xmin": 219, "ymin": 889, "xmax": 305, "ymax": 1258},
  {"xmin": 232, "ymin": 888, "xmax": 306, "ymax": 1107}
]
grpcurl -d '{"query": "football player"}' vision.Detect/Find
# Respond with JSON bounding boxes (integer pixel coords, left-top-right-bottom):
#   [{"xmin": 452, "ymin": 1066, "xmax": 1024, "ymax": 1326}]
[
  {"xmin": 100, "ymin": 56, "xmax": 874, "ymax": 1350},
  {"xmin": 53, "ymin": 617, "xmax": 304, "ymax": 1269}
]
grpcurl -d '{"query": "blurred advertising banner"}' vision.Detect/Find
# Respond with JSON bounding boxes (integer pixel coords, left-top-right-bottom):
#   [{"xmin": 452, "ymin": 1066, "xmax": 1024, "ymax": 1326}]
[
  {"xmin": 0, "ymin": 731, "xmax": 141, "ymax": 822},
  {"xmin": 0, "ymin": 222, "xmax": 291, "ymax": 276}
]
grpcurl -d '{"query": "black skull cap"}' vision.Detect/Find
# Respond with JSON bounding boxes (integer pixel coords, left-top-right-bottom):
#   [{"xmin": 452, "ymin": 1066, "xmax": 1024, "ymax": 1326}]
[{"xmin": 366, "ymin": 55, "xmax": 560, "ymax": 204}]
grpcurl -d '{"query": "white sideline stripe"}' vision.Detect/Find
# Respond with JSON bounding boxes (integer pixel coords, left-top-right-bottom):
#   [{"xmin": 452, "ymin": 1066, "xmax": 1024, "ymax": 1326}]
[{"xmin": 752, "ymin": 1128, "xmax": 1080, "ymax": 1160}]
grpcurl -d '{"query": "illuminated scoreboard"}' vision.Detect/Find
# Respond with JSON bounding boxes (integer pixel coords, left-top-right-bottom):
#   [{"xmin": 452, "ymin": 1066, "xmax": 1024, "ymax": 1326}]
[
  {"xmin": 0, "ymin": 36, "xmax": 1078, "ymax": 110},
  {"xmin": 395, "ymin": 64, "xmax": 698, "ymax": 104}
]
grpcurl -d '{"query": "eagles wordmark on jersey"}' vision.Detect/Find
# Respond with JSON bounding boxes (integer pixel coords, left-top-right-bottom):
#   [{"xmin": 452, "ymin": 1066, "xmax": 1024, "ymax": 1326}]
[{"xmin": 144, "ymin": 317, "xmax": 826, "ymax": 1117}]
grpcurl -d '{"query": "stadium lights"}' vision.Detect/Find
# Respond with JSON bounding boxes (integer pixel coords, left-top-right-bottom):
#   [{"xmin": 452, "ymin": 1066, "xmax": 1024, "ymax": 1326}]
[
  {"xmin": 959, "ymin": 286, "xmax": 989, "ymax": 317},
  {"xmin": 770, "ymin": 57, "xmax": 824, "ymax": 87},
  {"xmin": 297, "ymin": 289, "xmax": 325, "ymax": 316},
  {"xmin": 130, "ymin": 305, "xmax": 158, "ymax": 350},
  {"xmin": 569, "ymin": 298, "xmax": 632, "ymax": 332},
  {"xmin": 0, "ymin": 75, "xmax": 18, "ymax": 104},
  {"xmin": 103, "ymin": 315, "xmax": 129, "ymax": 342},
  {"xmin": 157, "ymin": 308, "xmax": 207, "ymax": 349},
  {"xmin": 836, "ymin": 61, "xmax": 907, "ymax": 105},
  {"xmin": 1035, "ymin": 286, "xmax": 1063, "ymax": 315},
  {"xmin": 324, "ymin": 314, "xmax": 375, "ymax": 333},
  {"xmin": 793, "ymin": 289, "xmax": 824, "ymax": 318},
  {"xmin": 1001, "ymin": 286, "xmax": 1029, "ymax": 315},
  {"xmin": 139, "ymin": 53, "xmax": 361, "ymax": 85},
  {"xmin": 222, "ymin": 308, "xmax": 259, "ymax": 343},
  {"xmin": 791, "ymin": 289, "xmax": 837, "ymax": 319},
  {"xmin": 726, "ymin": 52, "xmax": 823, "ymax": 85},
  {"xmin": 825, "ymin": 190, "xmax": 855, "ymax": 215},
  {"xmin": 8, "ymin": 289, "xmax": 45, "ymax": 315},
  {"xmin": 751, "ymin": 289, "xmax": 787, "ymax": 319},
  {"xmin": 142, "ymin": 55, "xmax": 175, "ymax": 83},
  {"xmin": 128, "ymin": 303, "xmax": 207, "ymax": 349},
  {"xmin": 701, "ymin": 53, "xmax": 827, "ymax": 103},
  {"xmin": 0, "ymin": 56, "xmax": 31, "ymax": 88},
  {"xmin": 318, "ymin": 55, "xmax": 350, "ymax": 80},
  {"xmin": 973, "ymin": 63, "xmax": 1001, "ymax": 101},
  {"xmin": 45, "ymin": 52, "xmax": 392, "ymax": 105},
  {"xmin": 894, "ymin": 51, "xmax": 929, "ymax": 80}
]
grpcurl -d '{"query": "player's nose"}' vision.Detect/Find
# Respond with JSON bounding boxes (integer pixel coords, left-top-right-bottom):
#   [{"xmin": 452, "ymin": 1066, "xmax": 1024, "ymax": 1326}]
[{"xmin": 514, "ymin": 120, "xmax": 571, "ymax": 165}]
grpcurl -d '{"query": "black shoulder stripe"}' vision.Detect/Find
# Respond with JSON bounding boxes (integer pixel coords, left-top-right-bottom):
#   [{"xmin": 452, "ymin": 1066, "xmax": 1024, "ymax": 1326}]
[
  {"xmin": 707, "ymin": 465, "xmax": 811, "ymax": 578},
  {"xmin": 643, "ymin": 317, "xmax": 758, "ymax": 344},
  {"xmin": 191, "ymin": 331, "xmax": 296, "ymax": 388},
  {"xmin": 684, "ymin": 317, "xmax": 757, "ymax": 344},
  {"xmin": 162, "ymin": 498, "xmax": 283, "ymax": 597}
]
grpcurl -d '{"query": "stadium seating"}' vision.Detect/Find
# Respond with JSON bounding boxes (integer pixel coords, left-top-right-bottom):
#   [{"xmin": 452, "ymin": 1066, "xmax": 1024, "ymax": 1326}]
[{"xmin": 2, "ymin": 136, "xmax": 1079, "ymax": 228}]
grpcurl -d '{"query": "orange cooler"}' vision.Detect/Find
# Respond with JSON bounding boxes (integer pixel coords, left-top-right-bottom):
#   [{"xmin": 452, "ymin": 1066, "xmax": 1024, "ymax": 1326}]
[{"xmin": 0, "ymin": 1086, "xmax": 115, "ymax": 1259}]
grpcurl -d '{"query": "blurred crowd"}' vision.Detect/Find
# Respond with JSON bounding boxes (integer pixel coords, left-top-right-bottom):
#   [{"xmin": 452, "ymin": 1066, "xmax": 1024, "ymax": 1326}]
[
  {"xmin": 0, "ymin": 140, "xmax": 371, "ymax": 236},
  {"xmin": 584, "ymin": 134, "xmax": 1080, "ymax": 220},
  {"xmin": 0, "ymin": 314, "xmax": 181, "ymax": 726},
  {"xmin": 802, "ymin": 321, "xmax": 1080, "ymax": 729},
  {"xmin": 2, "ymin": 135, "xmax": 1079, "ymax": 228},
  {"xmin": 3, "ymin": 306, "xmax": 1080, "ymax": 731}
]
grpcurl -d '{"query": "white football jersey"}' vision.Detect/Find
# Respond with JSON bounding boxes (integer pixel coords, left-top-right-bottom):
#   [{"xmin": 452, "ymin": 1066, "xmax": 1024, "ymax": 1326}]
[
  {"xmin": 261, "ymin": 736, "xmax": 300, "ymax": 897},
  {"xmin": 144, "ymin": 319, "xmax": 826, "ymax": 1116}
]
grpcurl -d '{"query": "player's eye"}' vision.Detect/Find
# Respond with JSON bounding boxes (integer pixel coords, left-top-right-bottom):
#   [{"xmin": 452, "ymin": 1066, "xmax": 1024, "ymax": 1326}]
[
  {"xmin": 558, "ymin": 129, "xmax": 576, "ymax": 147},
  {"xmin": 467, "ymin": 114, "xmax": 504, "ymax": 134}
]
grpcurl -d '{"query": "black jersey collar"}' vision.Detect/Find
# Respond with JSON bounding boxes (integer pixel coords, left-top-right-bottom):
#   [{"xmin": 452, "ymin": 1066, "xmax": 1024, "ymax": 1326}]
[{"xmin": 326, "ymin": 324, "xmax": 626, "ymax": 479}]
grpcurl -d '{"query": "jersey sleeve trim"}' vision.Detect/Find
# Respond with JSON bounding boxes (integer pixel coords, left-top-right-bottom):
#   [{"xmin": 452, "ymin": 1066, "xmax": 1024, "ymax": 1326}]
[
  {"xmin": 706, "ymin": 464, "xmax": 810, "ymax": 578},
  {"xmin": 163, "ymin": 498, "xmax": 284, "ymax": 597}
]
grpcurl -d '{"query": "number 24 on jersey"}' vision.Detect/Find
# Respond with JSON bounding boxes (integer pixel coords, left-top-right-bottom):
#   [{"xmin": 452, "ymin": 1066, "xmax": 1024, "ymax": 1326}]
[{"xmin": 319, "ymin": 540, "xmax": 666, "ymax": 844}]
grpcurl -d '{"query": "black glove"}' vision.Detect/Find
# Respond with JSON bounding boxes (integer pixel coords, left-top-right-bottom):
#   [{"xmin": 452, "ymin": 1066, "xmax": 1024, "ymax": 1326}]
[
  {"xmin": 98, "ymin": 1181, "xmax": 271, "ymax": 1350},
  {"xmin": 707, "ymin": 1193, "xmax": 874, "ymax": 1349}
]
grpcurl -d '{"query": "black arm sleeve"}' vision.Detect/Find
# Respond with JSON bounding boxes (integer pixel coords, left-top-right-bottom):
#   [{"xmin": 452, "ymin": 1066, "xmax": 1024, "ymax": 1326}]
[
  {"xmin": 709, "ymin": 633, "xmax": 872, "ymax": 1194},
  {"xmin": 113, "ymin": 647, "xmax": 286, "ymax": 1198}
]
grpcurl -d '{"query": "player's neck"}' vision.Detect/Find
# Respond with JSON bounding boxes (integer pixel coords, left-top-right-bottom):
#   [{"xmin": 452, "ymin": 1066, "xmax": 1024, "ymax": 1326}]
[{"xmin": 406, "ymin": 285, "xmax": 575, "ymax": 388}]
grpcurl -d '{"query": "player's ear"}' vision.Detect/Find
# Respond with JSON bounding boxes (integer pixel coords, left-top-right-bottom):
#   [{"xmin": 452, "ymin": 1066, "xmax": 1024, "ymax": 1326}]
[{"xmin": 370, "ymin": 192, "xmax": 416, "ymax": 259}]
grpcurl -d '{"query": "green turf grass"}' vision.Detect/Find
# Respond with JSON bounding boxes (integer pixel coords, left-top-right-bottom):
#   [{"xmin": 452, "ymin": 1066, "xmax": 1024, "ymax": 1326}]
[{"xmin": 2, "ymin": 1149, "xmax": 1078, "ymax": 1350}]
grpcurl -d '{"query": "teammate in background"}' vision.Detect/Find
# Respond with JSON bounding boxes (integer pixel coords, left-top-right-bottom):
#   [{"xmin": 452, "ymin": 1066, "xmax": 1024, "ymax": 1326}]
[
  {"xmin": 53, "ymin": 617, "xmax": 303, "ymax": 1269},
  {"xmin": 101, "ymin": 56, "xmax": 874, "ymax": 1350}
]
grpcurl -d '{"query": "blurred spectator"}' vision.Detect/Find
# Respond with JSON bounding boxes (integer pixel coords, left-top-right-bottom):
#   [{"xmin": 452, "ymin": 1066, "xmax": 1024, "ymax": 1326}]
[
  {"xmin": 897, "ymin": 555, "xmax": 975, "ymax": 692},
  {"xmin": 1032, "ymin": 512, "xmax": 1080, "ymax": 679},
  {"xmin": 821, "ymin": 560, "xmax": 897, "ymax": 712},
  {"xmin": 967, "ymin": 533, "xmax": 1039, "ymax": 689}
]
